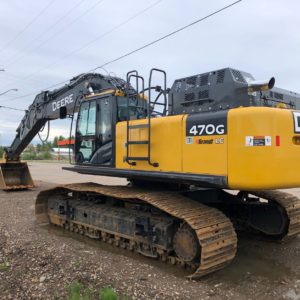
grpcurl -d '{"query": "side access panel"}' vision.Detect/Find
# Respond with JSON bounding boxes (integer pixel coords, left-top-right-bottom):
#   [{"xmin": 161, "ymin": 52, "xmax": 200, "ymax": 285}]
[
  {"xmin": 116, "ymin": 115, "xmax": 184, "ymax": 172},
  {"xmin": 116, "ymin": 112, "xmax": 228, "ymax": 177},
  {"xmin": 227, "ymin": 107, "xmax": 300, "ymax": 190}
]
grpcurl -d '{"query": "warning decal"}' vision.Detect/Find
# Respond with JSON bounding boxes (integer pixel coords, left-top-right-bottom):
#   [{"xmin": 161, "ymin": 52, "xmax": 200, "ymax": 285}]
[
  {"xmin": 186, "ymin": 137, "xmax": 194, "ymax": 144},
  {"xmin": 245, "ymin": 136, "xmax": 272, "ymax": 147}
]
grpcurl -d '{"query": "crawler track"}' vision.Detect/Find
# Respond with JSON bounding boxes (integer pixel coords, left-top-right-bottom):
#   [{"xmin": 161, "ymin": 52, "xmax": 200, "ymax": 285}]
[
  {"xmin": 251, "ymin": 190, "xmax": 300, "ymax": 240},
  {"xmin": 35, "ymin": 182, "xmax": 237, "ymax": 279}
]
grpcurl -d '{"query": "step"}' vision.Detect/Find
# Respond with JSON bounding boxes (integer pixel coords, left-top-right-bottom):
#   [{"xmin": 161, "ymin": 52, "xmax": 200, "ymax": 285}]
[
  {"xmin": 127, "ymin": 105, "xmax": 147, "ymax": 109},
  {"xmin": 150, "ymin": 102, "xmax": 166, "ymax": 106},
  {"xmin": 127, "ymin": 141, "xmax": 149, "ymax": 145},
  {"xmin": 128, "ymin": 124, "xmax": 149, "ymax": 129},
  {"xmin": 126, "ymin": 157, "xmax": 149, "ymax": 161}
]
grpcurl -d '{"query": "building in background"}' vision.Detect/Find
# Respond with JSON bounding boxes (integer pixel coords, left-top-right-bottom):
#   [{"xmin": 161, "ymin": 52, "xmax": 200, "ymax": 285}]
[{"xmin": 51, "ymin": 139, "xmax": 74, "ymax": 160}]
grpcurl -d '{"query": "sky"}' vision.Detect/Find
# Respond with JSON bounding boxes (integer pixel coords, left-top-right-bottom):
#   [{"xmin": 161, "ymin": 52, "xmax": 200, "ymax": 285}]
[{"xmin": 0, "ymin": 0, "xmax": 299, "ymax": 146}]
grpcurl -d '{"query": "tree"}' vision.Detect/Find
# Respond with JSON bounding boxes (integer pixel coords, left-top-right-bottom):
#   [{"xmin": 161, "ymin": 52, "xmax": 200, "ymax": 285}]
[
  {"xmin": 36, "ymin": 143, "xmax": 42, "ymax": 152},
  {"xmin": 52, "ymin": 135, "xmax": 65, "ymax": 147},
  {"xmin": 22, "ymin": 144, "xmax": 37, "ymax": 160},
  {"xmin": 52, "ymin": 136, "xmax": 58, "ymax": 147},
  {"xmin": 0, "ymin": 146, "xmax": 4, "ymax": 158},
  {"xmin": 25, "ymin": 144, "xmax": 36, "ymax": 153},
  {"xmin": 40, "ymin": 141, "xmax": 52, "ymax": 151}
]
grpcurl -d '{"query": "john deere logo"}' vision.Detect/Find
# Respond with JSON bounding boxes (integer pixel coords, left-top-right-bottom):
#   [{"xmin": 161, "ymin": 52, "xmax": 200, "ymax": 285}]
[
  {"xmin": 52, "ymin": 94, "xmax": 74, "ymax": 112},
  {"xmin": 293, "ymin": 111, "xmax": 300, "ymax": 133}
]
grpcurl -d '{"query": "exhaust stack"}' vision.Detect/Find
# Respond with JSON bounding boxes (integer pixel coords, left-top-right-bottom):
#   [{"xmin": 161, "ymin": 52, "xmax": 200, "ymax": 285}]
[{"xmin": 248, "ymin": 77, "xmax": 275, "ymax": 93}]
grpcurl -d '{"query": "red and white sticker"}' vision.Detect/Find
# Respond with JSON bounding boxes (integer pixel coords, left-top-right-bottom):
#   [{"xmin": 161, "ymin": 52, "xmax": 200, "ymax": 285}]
[{"xmin": 245, "ymin": 136, "xmax": 272, "ymax": 147}]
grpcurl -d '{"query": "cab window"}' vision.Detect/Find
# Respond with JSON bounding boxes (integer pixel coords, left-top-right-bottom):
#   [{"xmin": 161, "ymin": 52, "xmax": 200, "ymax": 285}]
[
  {"xmin": 98, "ymin": 98, "xmax": 112, "ymax": 144},
  {"xmin": 117, "ymin": 98, "xmax": 147, "ymax": 121},
  {"xmin": 76, "ymin": 101, "xmax": 97, "ymax": 162},
  {"xmin": 77, "ymin": 101, "xmax": 96, "ymax": 136}
]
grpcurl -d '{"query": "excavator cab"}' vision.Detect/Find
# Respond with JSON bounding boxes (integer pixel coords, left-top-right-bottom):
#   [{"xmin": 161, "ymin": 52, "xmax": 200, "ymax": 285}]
[
  {"xmin": 74, "ymin": 70, "xmax": 155, "ymax": 166},
  {"xmin": 0, "ymin": 161, "xmax": 34, "ymax": 190},
  {"xmin": 74, "ymin": 94, "xmax": 147, "ymax": 165}
]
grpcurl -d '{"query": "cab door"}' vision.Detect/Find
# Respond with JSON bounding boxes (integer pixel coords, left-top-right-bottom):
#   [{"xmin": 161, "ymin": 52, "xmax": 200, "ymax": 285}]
[
  {"xmin": 75, "ymin": 97, "xmax": 113, "ymax": 165},
  {"xmin": 75, "ymin": 100, "xmax": 97, "ymax": 163},
  {"xmin": 93, "ymin": 97, "xmax": 113, "ymax": 165}
]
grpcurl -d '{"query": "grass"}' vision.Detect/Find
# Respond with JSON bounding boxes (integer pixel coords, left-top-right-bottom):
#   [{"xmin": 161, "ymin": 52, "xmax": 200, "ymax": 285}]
[
  {"xmin": 66, "ymin": 281, "xmax": 127, "ymax": 300},
  {"xmin": 73, "ymin": 260, "xmax": 81, "ymax": 269},
  {"xmin": 67, "ymin": 281, "xmax": 92, "ymax": 300},
  {"xmin": 67, "ymin": 281, "xmax": 82, "ymax": 300},
  {"xmin": 0, "ymin": 257, "xmax": 10, "ymax": 272},
  {"xmin": 99, "ymin": 287, "xmax": 119, "ymax": 300}
]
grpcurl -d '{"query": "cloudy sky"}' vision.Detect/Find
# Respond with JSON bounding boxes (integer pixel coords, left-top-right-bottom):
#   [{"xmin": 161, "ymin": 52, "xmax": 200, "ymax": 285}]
[{"xmin": 0, "ymin": 0, "xmax": 299, "ymax": 145}]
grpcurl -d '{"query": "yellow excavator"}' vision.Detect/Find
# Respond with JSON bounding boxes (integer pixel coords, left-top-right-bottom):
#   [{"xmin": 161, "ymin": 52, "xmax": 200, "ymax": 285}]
[{"xmin": 1, "ymin": 67, "xmax": 300, "ymax": 278}]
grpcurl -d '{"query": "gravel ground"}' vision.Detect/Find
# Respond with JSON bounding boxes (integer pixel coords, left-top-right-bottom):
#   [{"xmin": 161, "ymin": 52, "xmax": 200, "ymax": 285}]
[{"xmin": 0, "ymin": 162, "xmax": 300, "ymax": 299}]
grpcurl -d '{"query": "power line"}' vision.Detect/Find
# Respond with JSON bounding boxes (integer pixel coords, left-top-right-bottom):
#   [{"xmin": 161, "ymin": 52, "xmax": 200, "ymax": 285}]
[
  {"xmin": 97, "ymin": 0, "xmax": 242, "ymax": 69},
  {"xmin": 4, "ymin": 0, "xmax": 242, "ymax": 103},
  {"xmin": 6, "ymin": 0, "xmax": 163, "ymax": 85},
  {"xmin": 0, "ymin": 105, "xmax": 25, "ymax": 112},
  {"xmin": 0, "ymin": 0, "xmax": 105, "ymax": 92},
  {"xmin": 0, "ymin": 0, "xmax": 57, "ymax": 54},
  {"xmin": 2, "ymin": 0, "xmax": 87, "ymax": 67},
  {"xmin": 3, "ymin": 0, "xmax": 106, "ymax": 69},
  {"xmin": 0, "ymin": 70, "xmax": 47, "ymax": 85},
  {"xmin": 0, "ymin": 88, "xmax": 18, "ymax": 97}
]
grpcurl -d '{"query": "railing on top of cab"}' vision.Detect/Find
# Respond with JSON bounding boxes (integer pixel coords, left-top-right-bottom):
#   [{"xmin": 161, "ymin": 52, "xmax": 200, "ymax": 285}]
[{"xmin": 148, "ymin": 68, "xmax": 168, "ymax": 118}]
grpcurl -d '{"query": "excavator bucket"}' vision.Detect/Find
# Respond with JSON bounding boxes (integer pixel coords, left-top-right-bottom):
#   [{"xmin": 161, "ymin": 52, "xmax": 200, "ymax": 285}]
[{"xmin": 0, "ymin": 162, "xmax": 34, "ymax": 190}]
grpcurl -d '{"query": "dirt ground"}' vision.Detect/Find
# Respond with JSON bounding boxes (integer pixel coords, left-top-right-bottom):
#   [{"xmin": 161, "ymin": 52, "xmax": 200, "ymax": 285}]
[{"xmin": 0, "ymin": 162, "xmax": 300, "ymax": 300}]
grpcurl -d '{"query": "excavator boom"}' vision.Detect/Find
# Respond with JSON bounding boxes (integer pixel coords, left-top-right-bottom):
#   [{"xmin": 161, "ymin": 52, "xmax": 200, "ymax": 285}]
[{"xmin": 0, "ymin": 73, "xmax": 127, "ymax": 190}]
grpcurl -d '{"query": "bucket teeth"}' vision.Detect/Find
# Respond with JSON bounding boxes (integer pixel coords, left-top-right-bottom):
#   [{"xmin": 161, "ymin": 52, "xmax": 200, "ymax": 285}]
[{"xmin": 0, "ymin": 162, "xmax": 34, "ymax": 190}]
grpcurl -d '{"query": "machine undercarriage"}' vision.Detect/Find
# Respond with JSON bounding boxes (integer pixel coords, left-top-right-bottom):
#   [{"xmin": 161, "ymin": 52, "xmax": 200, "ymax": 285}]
[{"xmin": 35, "ymin": 182, "xmax": 300, "ymax": 278}]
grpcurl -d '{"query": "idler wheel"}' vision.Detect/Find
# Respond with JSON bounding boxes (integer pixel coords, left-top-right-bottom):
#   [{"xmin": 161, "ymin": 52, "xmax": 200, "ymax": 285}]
[{"xmin": 173, "ymin": 225, "xmax": 200, "ymax": 262}]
